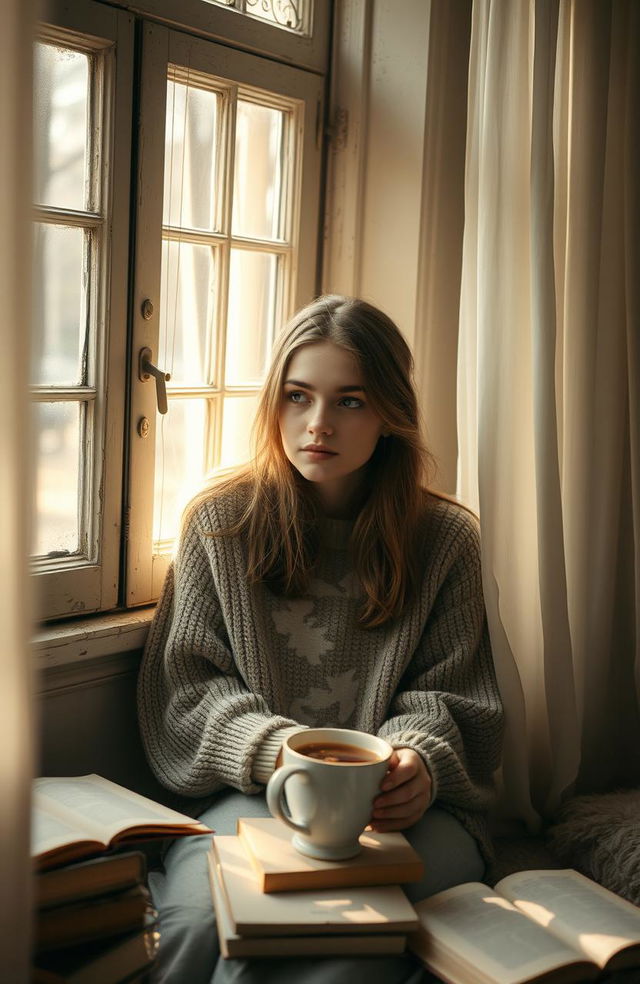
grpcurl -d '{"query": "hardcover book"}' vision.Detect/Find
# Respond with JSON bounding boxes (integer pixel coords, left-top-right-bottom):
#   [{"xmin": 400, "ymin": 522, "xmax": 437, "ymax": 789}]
[
  {"xmin": 409, "ymin": 868, "xmax": 640, "ymax": 984},
  {"xmin": 210, "ymin": 834, "xmax": 419, "ymax": 938},
  {"xmin": 36, "ymin": 884, "xmax": 156, "ymax": 951},
  {"xmin": 36, "ymin": 851, "xmax": 147, "ymax": 909},
  {"xmin": 208, "ymin": 851, "xmax": 408, "ymax": 959},
  {"xmin": 32, "ymin": 926, "xmax": 159, "ymax": 984},
  {"xmin": 236, "ymin": 816, "xmax": 424, "ymax": 893}
]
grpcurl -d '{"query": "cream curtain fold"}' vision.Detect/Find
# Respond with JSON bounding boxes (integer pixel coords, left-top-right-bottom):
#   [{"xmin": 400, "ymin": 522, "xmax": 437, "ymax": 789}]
[{"xmin": 457, "ymin": 0, "xmax": 640, "ymax": 830}]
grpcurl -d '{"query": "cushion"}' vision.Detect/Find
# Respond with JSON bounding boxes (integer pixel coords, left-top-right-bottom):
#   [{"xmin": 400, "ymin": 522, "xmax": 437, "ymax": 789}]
[{"xmin": 546, "ymin": 789, "xmax": 640, "ymax": 905}]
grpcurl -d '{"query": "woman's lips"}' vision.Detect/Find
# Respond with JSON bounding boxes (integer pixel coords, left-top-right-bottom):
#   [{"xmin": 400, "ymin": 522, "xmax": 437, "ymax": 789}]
[{"xmin": 301, "ymin": 447, "xmax": 337, "ymax": 459}]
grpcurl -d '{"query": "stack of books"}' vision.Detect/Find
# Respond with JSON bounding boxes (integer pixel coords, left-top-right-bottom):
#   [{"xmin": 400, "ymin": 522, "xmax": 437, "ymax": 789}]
[
  {"xmin": 209, "ymin": 817, "xmax": 424, "ymax": 958},
  {"xmin": 210, "ymin": 819, "xmax": 640, "ymax": 982},
  {"xmin": 31, "ymin": 851, "xmax": 157, "ymax": 984},
  {"xmin": 30, "ymin": 774, "xmax": 212, "ymax": 983}
]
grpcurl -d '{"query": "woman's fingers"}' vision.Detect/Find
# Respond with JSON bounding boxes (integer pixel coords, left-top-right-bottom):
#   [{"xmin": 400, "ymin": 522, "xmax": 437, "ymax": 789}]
[
  {"xmin": 380, "ymin": 749, "xmax": 413, "ymax": 791},
  {"xmin": 370, "ymin": 747, "xmax": 432, "ymax": 831},
  {"xmin": 369, "ymin": 812, "xmax": 424, "ymax": 833},
  {"xmin": 372, "ymin": 789, "xmax": 424, "ymax": 819},
  {"xmin": 373, "ymin": 776, "xmax": 423, "ymax": 811}
]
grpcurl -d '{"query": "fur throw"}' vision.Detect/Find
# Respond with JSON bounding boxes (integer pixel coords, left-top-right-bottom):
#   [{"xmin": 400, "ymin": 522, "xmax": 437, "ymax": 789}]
[{"xmin": 546, "ymin": 789, "xmax": 640, "ymax": 905}]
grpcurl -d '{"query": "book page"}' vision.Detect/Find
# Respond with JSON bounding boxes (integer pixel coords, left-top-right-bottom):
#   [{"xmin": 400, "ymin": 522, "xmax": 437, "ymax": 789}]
[
  {"xmin": 411, "ymin": 883, "xmax": 594, "ymax": 984},
  {"xmin": 33, "ymin": 774, "xmax": 208, "ymax": 851},
  {"xmin": 496, "ymin": 869, "xmax": 640, "ymax": 968},
  {"xmin": 31, "ymin": 804, "xmax": 101, "ymax": 859}
]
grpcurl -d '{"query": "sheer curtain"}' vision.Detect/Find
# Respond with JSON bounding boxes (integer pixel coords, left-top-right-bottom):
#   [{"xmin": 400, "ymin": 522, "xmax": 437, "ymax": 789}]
[{"xmin": 457, "ymin": 0, "xmax": 640, "ymax": 830}]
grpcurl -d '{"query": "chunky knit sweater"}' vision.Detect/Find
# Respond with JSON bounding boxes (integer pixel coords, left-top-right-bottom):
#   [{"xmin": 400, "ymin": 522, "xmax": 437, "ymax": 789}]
[{"xmin": 137, "ymin": 487, "xmax": 503, "ymax": 860}]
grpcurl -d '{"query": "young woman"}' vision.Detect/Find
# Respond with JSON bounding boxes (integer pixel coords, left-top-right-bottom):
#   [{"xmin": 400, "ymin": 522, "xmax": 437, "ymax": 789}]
[{"xmin": 138, "ymin": 295, "xmax": 503, "ymax": 984}]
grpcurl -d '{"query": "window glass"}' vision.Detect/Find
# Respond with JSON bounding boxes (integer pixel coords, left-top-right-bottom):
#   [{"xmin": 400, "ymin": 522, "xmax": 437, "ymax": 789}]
[
  {"xmin": 32, "ymin": 401, "xmax": 81, "ymax": 558},
  {"xmin": 163, "ymin": 80, "xmax": 221, "ymax": 232},
  {"xmin": 159, "ymin": 239, "xmax": 218, "ymax": 386},
  {"xmin": 153, "ymin": 399, "xmax": 212, "ymax": 546},
  {"xmin": 200, "ymin": 0, "xmax": 312, "ymax": 37},
  {"xmin": 232, "ymin": 99, "xmax": 284, "ymax": 239},
  {"xmin": 153, "ymin": 69, "xmax": 294, "ymax": 553},
  {"xmin": 33, "ymin": 43, "xmax": 89, "ymax": 211},
  {"xmin": 220, "ymin": 394, "xmax": 259, "ymax": 468},
  {"xmin": 31, "ymin": 223, "xmax": 88, "ymax": 386},
  {"xmin": 225, "ymin": 249, "xmax": 278, "ymax": 386}
]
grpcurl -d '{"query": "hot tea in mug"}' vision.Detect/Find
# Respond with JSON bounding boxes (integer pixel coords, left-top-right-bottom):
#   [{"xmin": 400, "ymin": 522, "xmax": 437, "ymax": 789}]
[{"xmin": 266, "ymin": 727, "xmax": 393, "ymax": 860}]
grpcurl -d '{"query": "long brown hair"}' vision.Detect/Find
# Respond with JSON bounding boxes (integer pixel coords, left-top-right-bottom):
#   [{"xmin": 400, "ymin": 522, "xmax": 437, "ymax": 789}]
[{"xmin": 196, "ymin": 295, "xmax": 435, "ymax": 626}]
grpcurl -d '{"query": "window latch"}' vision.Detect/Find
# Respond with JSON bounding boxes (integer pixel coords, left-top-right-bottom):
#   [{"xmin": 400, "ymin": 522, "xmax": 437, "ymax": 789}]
[{"xmin": 139, "ymin": 347, "xmax": 171, "ymax": 414}]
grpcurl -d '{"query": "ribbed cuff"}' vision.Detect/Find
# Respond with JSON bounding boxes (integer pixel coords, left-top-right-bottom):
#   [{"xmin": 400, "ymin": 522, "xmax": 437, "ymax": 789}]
[{"xmin": 251, "ymin": 726, "xmax": 308, "ymax": 785}]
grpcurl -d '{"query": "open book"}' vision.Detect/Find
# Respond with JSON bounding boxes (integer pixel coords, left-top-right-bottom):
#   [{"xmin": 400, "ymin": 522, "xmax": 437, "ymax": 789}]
[
  {"xmin": 33, "ymin": 774, "xmax": 212, "ymax": 869},
  {"xmin": 409, "ymin": 868, "xmax": 640, "ymax": 984}
]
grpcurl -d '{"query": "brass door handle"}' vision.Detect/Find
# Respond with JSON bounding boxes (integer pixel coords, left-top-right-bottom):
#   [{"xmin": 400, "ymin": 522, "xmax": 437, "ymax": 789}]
[{"xmin": 139, "ymin": 347, "xmax": 171, "ymax": 414}]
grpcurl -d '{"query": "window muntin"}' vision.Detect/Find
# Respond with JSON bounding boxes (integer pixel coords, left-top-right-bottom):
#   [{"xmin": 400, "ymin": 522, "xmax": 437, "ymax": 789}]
[
  {"xmin": 31, "ymin": 38, "xmax": 102, "ymax": 566},
  {"xmin": 151, "ymin": 68, "xmax": 299, "ymax": 554}
]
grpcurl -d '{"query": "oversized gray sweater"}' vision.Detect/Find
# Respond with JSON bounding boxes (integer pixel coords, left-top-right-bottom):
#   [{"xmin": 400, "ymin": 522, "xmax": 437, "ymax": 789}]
[{"xmin": 137, "ymin": 487, "xmax": 503, "ymax": 860}]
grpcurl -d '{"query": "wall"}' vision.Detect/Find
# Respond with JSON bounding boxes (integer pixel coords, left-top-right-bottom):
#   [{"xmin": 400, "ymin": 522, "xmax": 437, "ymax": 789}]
[
  {"xmin": 38, "ymin": 655, "xmax": 162, "ymax": 797},
  {"xmin": 323, "ymin": 0, "xmax": 472, "ymax": 492}
]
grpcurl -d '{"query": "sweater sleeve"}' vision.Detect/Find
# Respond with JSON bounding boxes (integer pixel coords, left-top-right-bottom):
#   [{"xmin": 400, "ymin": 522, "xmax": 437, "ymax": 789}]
[
  {"xmin": 377, "ymin": 516, "xmax": 503, "ymax": 813},
  {"xmin": 137, "ymin": 508, "xmax": 302, "ymax": 798}
]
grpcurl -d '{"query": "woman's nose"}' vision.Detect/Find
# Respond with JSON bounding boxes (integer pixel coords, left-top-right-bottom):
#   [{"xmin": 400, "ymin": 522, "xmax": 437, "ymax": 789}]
[{"xmin": 307, "ymin": 405, "xmax": 333, "ymax": 435}]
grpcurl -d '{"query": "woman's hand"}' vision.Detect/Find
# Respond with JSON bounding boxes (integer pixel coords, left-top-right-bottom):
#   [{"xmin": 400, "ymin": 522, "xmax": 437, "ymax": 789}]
[{"xmin": 370, "ymin": 747, "xmax": 432, "ymax": 832}]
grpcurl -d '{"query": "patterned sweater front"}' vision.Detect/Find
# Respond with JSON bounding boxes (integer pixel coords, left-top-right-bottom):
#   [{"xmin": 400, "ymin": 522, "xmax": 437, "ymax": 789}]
[{"xmin": 137, "ymin": 487, "xmax": 504, "ymax": 860}]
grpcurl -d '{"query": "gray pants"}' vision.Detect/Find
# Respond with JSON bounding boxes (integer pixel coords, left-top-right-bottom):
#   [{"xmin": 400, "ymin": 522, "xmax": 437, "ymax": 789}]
[{"xmin": 149, "ymin": 791, "xmax": 485, "ymax": 984}]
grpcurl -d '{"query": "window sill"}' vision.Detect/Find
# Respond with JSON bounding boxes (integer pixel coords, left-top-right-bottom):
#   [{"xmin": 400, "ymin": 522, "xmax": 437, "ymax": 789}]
[{"xmin": 34, "ymin": 608, "xmax": 155, "ymax": 693}]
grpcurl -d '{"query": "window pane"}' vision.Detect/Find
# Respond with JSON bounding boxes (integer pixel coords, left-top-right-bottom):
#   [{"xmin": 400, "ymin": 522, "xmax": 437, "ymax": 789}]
[
  {"xmin": 200, "ymin": 0, "xmax": 311, "ymax": 36},
  {"xmin": 33, "ymin": 42, "xmax": 89, "ymax": 211},
  {"xmin": 220, "ymin": 394, "xmax": 259, "ymax": 469},
  {"xmin": 32, "ymin": 402, "xmax": 81, "ymax": 557},
  {"xmin": 153, "ymin": 399, "xmax": 213, "ymax": 546},
  {"xmin": 225, "ymin": 250, "xmax": 278, "ymax": 386},
  {"xmin": 232, "ymin": 100, "xmax": 284, "ymax": 240},
  {"xmin": 160, "ymin": 240, "xmax": 218, "ymax": 385},
  {"xmin": 32, "ymin": 223, "xmax": 87, "ymax": 386},
  {"xmin": 244, "ymin": 0, "xmax": 310, "ymax": 34},
  {"xmin": 164, "ymin": 79, "xmax": 220, "ymax": 232}
]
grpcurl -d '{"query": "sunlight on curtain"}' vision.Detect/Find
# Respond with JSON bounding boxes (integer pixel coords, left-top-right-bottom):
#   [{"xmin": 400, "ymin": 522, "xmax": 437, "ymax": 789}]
[{"xmin": 458, "ymin": 0, "xmax": 640, "ymax": 830}]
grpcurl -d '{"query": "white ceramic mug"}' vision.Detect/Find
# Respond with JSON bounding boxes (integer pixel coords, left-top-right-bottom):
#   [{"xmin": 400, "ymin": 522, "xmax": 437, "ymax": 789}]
[{"xmin": 266, "ymin": 727, "xmax": 393, "ymax": 861}]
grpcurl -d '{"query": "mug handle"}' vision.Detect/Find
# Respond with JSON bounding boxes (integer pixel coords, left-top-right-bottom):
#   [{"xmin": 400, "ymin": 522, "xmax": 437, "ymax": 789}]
[{"xmin": 266, "ymin": 764, "xmax": 311, "ymax": 835}]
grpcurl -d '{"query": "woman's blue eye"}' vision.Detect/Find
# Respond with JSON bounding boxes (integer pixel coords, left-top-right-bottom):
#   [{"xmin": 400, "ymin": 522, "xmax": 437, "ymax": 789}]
[
  {"xmin": 339, "ymin": 396, "xmax": 363, "ymax": 409},
  {"xmin": 288, "ymin": 391, "xmax": 307, "ymax": 403}
]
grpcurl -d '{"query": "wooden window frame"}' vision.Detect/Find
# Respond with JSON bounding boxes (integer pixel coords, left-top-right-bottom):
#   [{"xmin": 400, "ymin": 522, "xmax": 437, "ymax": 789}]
[
  {"xmin": 125, "ymin": 23, "xmax": 323, "ymax": 606},
  {"xmin": 33, "ymin": 1, "xmax": 133, "ymax": 621},
  {"xmin": 97, "ymin": 0, "xmax": 331, "ymax": 74}
]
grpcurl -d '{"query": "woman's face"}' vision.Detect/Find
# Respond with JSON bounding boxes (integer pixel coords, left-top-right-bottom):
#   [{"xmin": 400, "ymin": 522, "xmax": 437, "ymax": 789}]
[{"xmin": 278, "ymin": 341, "xmax": 385, "ymax": 516}]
